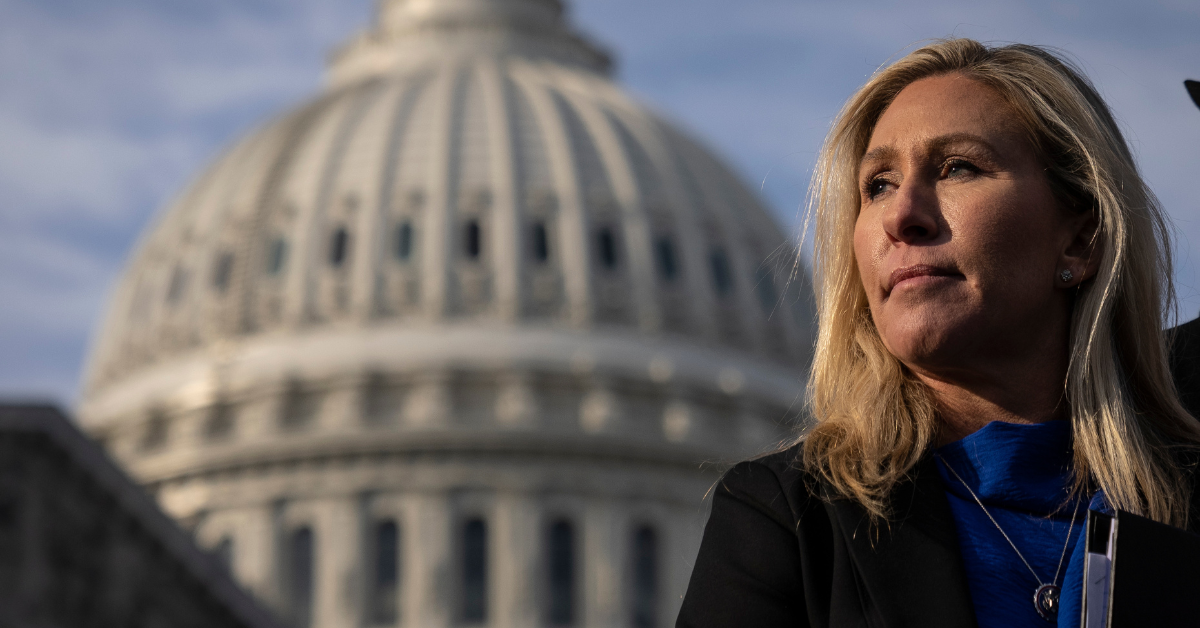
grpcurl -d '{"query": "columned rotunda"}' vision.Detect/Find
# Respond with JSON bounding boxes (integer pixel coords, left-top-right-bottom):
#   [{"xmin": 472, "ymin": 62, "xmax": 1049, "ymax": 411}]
[{"xmin": 79, "ymin": 1, "xmax": 815, "ymax": 626}]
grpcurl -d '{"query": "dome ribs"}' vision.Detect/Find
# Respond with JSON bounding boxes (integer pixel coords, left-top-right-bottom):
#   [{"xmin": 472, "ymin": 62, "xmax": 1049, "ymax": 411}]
[
  {"xmin": 475, "ymin": 59, "xmax": 522, "ymax": 323},
  {"xmin": 239, "ymin": 90, "xmax": 354, "ymax": 334},
  {"xmin": 198, "ymin": 128, "xmax": 268, "ymax": 340},
  {"xmin": 449, "ymin": 62, "xmax": 496, "ymax": 317},
  {"xmin": 303, "ymin": 80, "xmax": 388, "ymax": 325},
  {"xmin": 667, "ymin": 128, "xmax": 764, "ymax": 351},
  {"xmin": 562, "ymin": 86, "xmax": 661, "ymax": 334},
  {"xmin": 376, "ymin": 74, "xmax": 433, "ymax": 319},
  {"xmin": 551, "ymin": 85, "xmax": 634, "ymax": 328},
  {"xmin": 510, "ymin": 61, "xmax": 592, "ymax": 328},
  {"xmin": 507, "ymin": 69, "xmax": 563, "ymax": 320},
  {"xmin": 337, "ymin": 81, "xmax": 404, "ymax": 325},
  {"xmin": 606, "ymin": 111, "xmax": 692, "ymax": 335},
  {"xmin": 634, "ymin": 116, "xmax": 722, "ymax": 343},
  {"xmin": 416, "ymin": 62, "xmax": 460, "ymax": 320}
]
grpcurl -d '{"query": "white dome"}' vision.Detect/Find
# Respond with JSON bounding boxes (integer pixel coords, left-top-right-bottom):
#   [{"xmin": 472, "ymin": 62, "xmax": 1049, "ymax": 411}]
[
  {"xmin": 78, "ymin": 1, "xmax": 814, "ymax": 625},
  {"xmin": 82, "ymin": 1, "xmax": 812, "ymax": 420}
]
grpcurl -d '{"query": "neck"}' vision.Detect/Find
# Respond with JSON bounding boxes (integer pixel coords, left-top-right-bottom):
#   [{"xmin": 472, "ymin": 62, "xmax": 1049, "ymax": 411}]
[
  {"xmin": 913, "ymin": 322, "xmax": 1071, "ymax": 447},
  {"xmin": 929, "ymin": 378, "xmax": 1068, "ymax": 446}
]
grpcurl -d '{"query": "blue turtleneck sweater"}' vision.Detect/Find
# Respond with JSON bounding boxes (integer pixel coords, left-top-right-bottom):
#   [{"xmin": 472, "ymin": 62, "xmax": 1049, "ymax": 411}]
[{"xmin": 935, "ymin": 420, "xmax": 1103, "ymax": 628}]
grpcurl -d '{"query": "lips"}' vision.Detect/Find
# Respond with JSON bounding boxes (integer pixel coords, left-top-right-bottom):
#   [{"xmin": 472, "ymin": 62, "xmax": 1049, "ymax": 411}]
[{"xmin": 887, "ymin": 264, "xmax": 959, "ymax": 292}]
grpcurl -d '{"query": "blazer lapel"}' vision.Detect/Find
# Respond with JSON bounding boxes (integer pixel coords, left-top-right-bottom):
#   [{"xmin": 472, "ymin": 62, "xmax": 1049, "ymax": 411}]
[{"xmin": 829, "ymin": 455, "xmax": 978, "ymax": 627}]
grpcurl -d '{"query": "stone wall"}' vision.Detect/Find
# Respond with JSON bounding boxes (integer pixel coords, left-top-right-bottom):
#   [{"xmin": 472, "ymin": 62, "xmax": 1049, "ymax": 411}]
[{"xmin": 0, "ymin": 405, "xmax": 280, "ymax": 628}]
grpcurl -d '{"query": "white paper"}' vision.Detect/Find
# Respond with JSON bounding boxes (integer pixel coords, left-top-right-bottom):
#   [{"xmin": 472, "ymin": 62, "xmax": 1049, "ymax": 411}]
[{"xmin": 1084, "ymin": 552, "xmax": 1111, "ymax": 628}]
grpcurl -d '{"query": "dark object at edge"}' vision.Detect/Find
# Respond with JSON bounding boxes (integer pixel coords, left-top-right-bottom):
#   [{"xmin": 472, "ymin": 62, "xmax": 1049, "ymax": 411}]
[
  {"xmin": 0, "ymin": 404, "xmax": 283, "ymax": 628},
  {"xmin": 1186, "ymin": 80, "xmax": 1200, "ymax": 111},
  {"xmin": 1168, "ymin": 317, "xmax": 1200, "ymax": 418},
  {"xmin": 1082, "ymin": 508, "xmax": 1200, "ymax": 627}
]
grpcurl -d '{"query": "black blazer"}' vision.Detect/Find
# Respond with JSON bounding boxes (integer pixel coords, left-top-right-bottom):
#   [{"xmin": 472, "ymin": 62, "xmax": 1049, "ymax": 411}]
[
  {"xmin": 677, "ymin": 443, "xmax": 1200, "ymax": 628},
  {"xmin": 678, "ymin": 320, "xmax": 1200, "ymax": 627},
  {"xmin": 676, "ymin": 445, "xmax": 978, "ymax": 628},
  {"xmin": 1169, "ymin": 317, "xmax": 1200, "ymax": 420}
]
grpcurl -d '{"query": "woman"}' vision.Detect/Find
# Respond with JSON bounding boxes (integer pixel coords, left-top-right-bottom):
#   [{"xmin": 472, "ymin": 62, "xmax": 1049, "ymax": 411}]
[{"xmin": 677, "ymin": 39, "xmax": 1200, "ymax": 627}]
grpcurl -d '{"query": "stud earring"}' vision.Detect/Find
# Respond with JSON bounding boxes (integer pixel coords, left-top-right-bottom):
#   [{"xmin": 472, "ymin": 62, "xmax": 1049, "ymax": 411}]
[{"xmin": 1059, "ymin": 269, "xmax": 1074, "ymax": 283}]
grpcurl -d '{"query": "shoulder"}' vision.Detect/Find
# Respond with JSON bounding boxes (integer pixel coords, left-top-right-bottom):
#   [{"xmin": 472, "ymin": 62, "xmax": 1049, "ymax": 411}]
[
  {"xmin": 714, "ymin": 441, "xmax": 822, "ymax": 530},
  {"xmin": 680, "ymin": 442, "xmax": 822, "ymax": 627}
]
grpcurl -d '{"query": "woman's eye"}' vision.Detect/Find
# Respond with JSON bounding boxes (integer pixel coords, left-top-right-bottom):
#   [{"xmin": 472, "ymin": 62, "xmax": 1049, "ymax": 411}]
[
  {"xmin": 944, "ymin": 160, "xmax": 978, "ymax": 178},
  {"xmin": 865, "ymin": 178, "xmax": 890, "ymax": 199}
]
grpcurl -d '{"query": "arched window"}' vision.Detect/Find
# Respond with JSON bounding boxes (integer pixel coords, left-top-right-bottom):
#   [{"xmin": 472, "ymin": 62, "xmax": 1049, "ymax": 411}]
[
  {"xmin": 370, "ymin": 520, "xmax": 399, "ymax": 624},
  {"xmin": 464, "ymin": 220, "xmax": 482, "ymax": 260},
  {"xmin": 597, "ymin": 227, "xmax": 618, "ymax": 270},
  {"xmin": 267, "ymin": 237, "xmax": 288, "ymax": 275},
  {"xmin": 462, "ymin": 518, "xmax": 488, "ymax": 623},
  {"xmin": 166, "ymin": 265, "xmax": 189, "ymax": 305},
  {"xmin": 279, "ymin": 382, "xmax": 321, "ymax": 430},
  {"xmin": 212, "ymin": 252, "xmax": 234, "ymax": 293},
  {"xmin": 532, "ymin": 222, "xmax": 550, "ymax": 263},
  {"xmin": 547, "ymin": 519, "xmax": 576, "ymax": 625},
  {"xmin": 631, "ymin": 525, "xmax": 659, "ymax": 628},
  {"xmin": 709, "ymin": 249, "xmax": 733, "ymax": 297},
  {"xmin": 287, "ymin": 527, "xmax": 315, "ymax": 628},
  {"xmin": 204, "ymin": 401, "xmax": 235, "ymax": 441},
  {"xmin": 654, "ymin": 236, "xmax": 678, "ymax": 282},
  {"xmin": 330, "ymin": 227, "xmax": 350, "ymax": 267},
  {"xmin": 140, "ymin": 412, "xmax": 169, "ymax": 452},
  {"xmin": 395, "ymin": 222, "xmax": 414, "ymax": 262}
]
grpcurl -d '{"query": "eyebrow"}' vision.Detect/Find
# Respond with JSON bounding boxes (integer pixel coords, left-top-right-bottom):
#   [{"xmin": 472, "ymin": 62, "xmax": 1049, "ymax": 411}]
[{"xmin": 859, "ymin": 132, "xmax": 1000, "ymax": 172}]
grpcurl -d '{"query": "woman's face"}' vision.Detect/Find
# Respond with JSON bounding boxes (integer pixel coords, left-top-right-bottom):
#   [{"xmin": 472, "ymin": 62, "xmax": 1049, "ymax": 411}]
[{"xmin": 854, "ymin": 73, "xmax": 1084, "ymax": 376}]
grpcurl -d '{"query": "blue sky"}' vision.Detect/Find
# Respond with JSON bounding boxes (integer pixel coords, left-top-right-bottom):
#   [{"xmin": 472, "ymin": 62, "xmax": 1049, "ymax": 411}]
[{"xmin": 2, "ymin": 0, "xmax": 1199, "ymax": 406}]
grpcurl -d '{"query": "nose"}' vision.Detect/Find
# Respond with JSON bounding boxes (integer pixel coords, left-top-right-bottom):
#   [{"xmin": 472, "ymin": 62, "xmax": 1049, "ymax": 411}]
[{"xmin": 881, "ymin": 179, "xmax": 940, "ymax": 244}]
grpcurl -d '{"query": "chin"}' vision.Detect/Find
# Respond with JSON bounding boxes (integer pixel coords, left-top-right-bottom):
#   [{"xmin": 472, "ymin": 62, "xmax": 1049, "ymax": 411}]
[{"xmin": 878, "ymin": 319, "xmax": 970, "ymax": 371}]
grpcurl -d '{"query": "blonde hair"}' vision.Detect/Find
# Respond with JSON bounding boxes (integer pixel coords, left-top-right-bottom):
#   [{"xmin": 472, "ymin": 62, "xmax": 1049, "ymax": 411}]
[{"xmin": 802, "ymin": 38, "xmax": 1200, "ymax": 526}]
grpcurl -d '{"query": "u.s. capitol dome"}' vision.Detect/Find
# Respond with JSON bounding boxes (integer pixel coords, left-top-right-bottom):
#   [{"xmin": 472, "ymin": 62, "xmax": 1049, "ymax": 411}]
[{"xmin": 79, "ymin": 0, "xmax": 815, "ymax": 626}]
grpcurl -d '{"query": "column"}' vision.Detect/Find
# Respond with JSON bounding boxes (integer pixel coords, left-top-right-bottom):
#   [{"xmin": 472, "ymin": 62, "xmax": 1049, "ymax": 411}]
[
  {"xmin": 406, "ymin": 493, "xmax": 453, "ymax": 627},
  {"xmin": 313, "ymin": 496, "xmax": 363, "ymax": 628},
  {"xmin": 584, "ymin": 497, "xmax": 622, "ymax": 628},
  {"xmin": 232, "ymin": 503, "xmax": 280, "ymax": 611},
  {"xmin": 492, "ymin": 491, "xmax": 539, "ymax": 628}
]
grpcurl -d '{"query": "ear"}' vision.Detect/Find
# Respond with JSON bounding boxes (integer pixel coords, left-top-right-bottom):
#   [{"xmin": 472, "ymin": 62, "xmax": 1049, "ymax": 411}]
[{"xmin": 1057, "ymin": 210, "xmax": 1101, "ymax": 287}]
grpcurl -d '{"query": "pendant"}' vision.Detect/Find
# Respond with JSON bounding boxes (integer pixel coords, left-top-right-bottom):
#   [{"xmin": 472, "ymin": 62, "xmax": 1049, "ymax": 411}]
[{"xmin": 1034, "ymin": 584, "xmax": 1060, "ymax": 621}]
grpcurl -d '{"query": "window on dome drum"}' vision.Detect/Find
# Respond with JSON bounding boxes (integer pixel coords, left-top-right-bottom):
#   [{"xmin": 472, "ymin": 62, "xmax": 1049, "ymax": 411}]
[
  {"xmin": 166, "ymin": 265, "xmax": 189, "ymax": 305},
  {"xmin": 267, "ymin": 237, "xmax": 288, "ymax": 275},
  {"xmin": 394, "ymin": 221, "xmax": 414, "ymax": 262},
  {"xmin": 214, "ymin": 536, "xmax": 233, "ymax": 571},
  {"xmin": 464, "ymin": 220, "xmax": 482, "ymax": 260},
  {"xmin": 330, "ymin": 227, "xmax": 350, "ymax": 267},
  {"xmin": 279, "ymin": 383, "xmax": 321, "ymax": 430},
  {"xmin": 139, "ymin": 412, "xmax": 169, "ymax": 452},
  {"xmin": 709, "ymin": 249, "xmax": 733, "ymax": 297},
  {"xmin": 755, "ymin": 267, "xmax": 778, "ymax": 313},
  {"xmin": 631, "ymin": 525, "xmax": 659, "ymax": 628},
  {"xmin": 369, "ymin": 520, "xmax": 400, "ymax": 625},
  {"xmin": 532, "ymin": 221, "xmax": 550, "ymax": 263},
  {"xmin": 597, "ymin": 227, "xmax": 618, "ymax": 270},
  {"xmin": 461, "ymin": 518, "xmax": 488, "ymax": 623},
  {"xmin": 654, "ymin": 236, "xmax": 678, "ymax": 282},
  {"xmin": 286, "ymin": 527, "xmax": 315, "ymax": 628},
  {"xmin": 212, "ymin": 252, "xmax": 234, "ymax": 293},
  {"xmin": 205, "ymin": 401, "xmax": 235, "ymax": 441},
  {"xmin": 546, "ymin": 519, "xmax": 576, "ymax": 626}
]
